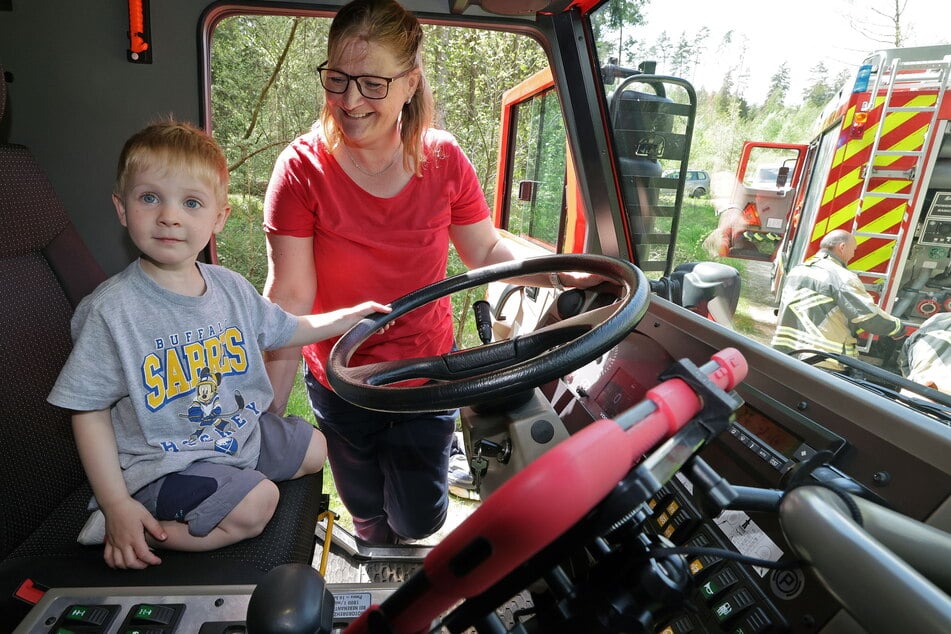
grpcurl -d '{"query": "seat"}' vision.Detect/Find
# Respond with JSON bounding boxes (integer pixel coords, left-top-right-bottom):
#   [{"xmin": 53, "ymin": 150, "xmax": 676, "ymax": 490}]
[{"xmin": 0, "ymin": 66, "xmax": 323, "ymax": 631}]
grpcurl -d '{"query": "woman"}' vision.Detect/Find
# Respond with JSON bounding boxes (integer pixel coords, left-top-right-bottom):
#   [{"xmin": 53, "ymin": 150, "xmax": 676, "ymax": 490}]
[{"xmin": 262, "ymin": 0, "xmax": 572, "ymax": 545}]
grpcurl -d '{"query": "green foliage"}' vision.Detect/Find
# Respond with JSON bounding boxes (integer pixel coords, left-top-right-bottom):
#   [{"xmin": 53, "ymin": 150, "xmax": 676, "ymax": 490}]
[
  {"xmin": 505, "ymin": 89, "xmax": 566, "ymax": 248},
  {"xmin": 208, "ymin": 7, "xmax": 838, "ymax": 370},
  {"xmin": 424, "ymin": 26, "xmax": 548, "ymax": 200},
  {"xmin": 590, "ymin": 0, "xmax": 651, "ymax": 66},
  {"xmin": 212, "ymin": 16, "xmax": 329, "ymax": 196},
  {"xmin": 217, "ymin": 194, "xmax": 268, "ymax": 292}
]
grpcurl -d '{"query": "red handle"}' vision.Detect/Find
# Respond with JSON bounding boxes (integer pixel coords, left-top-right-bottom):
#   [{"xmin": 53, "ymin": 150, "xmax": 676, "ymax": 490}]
[
  {"xmin": 128, "ymin": 0, "xmax": 149, "ymax": 54},
  {"xmin": 345, "ymin": 347, "xmax": 747, "ymax": 634}
]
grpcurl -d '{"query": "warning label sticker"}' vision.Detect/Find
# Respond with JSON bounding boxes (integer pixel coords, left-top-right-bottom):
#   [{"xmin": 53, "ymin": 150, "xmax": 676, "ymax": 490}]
[{"xmin": 333, "ymin": 592, "xmax": 373, "ymax": 619}]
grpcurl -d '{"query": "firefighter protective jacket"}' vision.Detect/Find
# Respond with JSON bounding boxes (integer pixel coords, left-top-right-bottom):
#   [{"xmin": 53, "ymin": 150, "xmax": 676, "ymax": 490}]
[
  {"xmin": 771, "ymin": 249, "xmax": 902, "ymax": 358},
  {"xmin": 899, "ymin": 312, "xmax": 951, "ymax": 394}
]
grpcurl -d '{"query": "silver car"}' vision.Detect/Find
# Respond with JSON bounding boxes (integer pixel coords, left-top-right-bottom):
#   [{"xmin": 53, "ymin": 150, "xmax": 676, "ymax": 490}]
[{"xmin": 665, "ymin": 168, "xmax": 710, "ymax": 197}]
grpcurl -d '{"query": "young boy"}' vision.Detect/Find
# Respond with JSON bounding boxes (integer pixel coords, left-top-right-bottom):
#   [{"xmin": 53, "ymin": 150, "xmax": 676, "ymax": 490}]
[{"xmin": 48, "ymin": 120, "xmax": 390, "ymax": 570}]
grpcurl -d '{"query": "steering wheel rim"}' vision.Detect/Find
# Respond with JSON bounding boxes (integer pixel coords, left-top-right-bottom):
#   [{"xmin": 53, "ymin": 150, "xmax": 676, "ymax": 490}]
[{"xmin": 327, "ymin": 254, "xmax": 649, "ymax": 412}]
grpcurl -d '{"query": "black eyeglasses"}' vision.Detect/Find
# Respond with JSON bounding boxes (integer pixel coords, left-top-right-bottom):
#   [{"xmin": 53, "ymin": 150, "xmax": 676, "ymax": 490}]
[{"xmin": 317, "ymin": 62, "xmax": 414, "ymax": 100}]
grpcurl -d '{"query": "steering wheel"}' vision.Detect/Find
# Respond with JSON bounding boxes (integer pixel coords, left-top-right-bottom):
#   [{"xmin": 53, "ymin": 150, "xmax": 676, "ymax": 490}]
[{"xmin": 327, "ymin": 254, "xmax": 649, "ymax": 412}]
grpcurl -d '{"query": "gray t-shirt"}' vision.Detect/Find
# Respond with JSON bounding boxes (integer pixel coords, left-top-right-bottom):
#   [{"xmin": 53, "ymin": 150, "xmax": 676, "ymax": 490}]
[{"xmin": 48, "ymin": 259, "xmax": 298, "ymax": 496}]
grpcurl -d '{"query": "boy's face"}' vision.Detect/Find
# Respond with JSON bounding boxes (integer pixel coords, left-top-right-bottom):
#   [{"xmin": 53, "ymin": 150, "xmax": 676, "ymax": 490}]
[{"xmin": 113, "ymin": 163, "xmax": 229, "ymax": 274}]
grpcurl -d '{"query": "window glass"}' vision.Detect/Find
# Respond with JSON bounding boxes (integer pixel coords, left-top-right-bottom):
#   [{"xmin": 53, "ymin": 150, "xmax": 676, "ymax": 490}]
[
  {"xmin": 505, "ymin": 88, "xmax": 567, "ymax": 249},
  {"xmin": 208, "ymin": 13, "xmax": 548, "ymax": 290},
  {"xmin": 589, "ymin": 2, "xmax": 697, "ymax": 277}
]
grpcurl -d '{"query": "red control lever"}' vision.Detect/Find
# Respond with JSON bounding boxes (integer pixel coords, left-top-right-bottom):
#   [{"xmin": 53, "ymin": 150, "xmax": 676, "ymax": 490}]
[{"xmin": 345, "ymin": 347, "xmax": 747, "ymax": 634}]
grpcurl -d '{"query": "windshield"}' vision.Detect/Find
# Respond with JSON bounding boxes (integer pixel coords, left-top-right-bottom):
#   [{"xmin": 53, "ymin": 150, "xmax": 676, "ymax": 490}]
[
  {"xmin": 587, "ymin": 1, "xmax": 951, "ymax": 424},
  {"xmin": 204, "ymin": 4, "xmax": 951, "ymax": 429}
]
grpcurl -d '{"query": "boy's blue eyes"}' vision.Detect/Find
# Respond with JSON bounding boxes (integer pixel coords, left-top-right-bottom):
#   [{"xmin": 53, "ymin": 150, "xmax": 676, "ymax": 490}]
[{"xmin": 139, "ymin": 193, "xmax": 203, "ymax": 209}]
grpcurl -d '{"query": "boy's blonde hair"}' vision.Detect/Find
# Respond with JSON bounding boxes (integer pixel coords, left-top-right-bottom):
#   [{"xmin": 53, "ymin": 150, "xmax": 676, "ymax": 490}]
[{"xmin": 115, "ymin": 120, "xmax": 230, "ymax": 205}]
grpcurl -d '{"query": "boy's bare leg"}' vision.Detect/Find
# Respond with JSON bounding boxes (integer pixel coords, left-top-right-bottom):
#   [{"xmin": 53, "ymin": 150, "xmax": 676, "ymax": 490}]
[
  {"xmin": 150, "ymin": 480, "xmax": 280, "ymax": 552},
  {"xmin": 293, "ymin": 427, "xmax": 327, "ymax": 478}
]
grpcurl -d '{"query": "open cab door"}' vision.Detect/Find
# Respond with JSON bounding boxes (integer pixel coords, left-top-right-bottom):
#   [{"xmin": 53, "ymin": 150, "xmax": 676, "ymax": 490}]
[{"xmin": 713, "ymin": 141, "xmax": 808, "ymax": 263}]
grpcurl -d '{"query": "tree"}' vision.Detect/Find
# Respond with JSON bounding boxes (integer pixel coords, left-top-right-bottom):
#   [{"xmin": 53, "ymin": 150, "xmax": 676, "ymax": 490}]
[
  {"xmin": 669, "ymin": 32, "xmax": 694, "ymax": 79},
  {"xmin": 846, "ymin": 0, "xmax": 911, "ymax": 47},
  {"xmin": 763, "ymin": 62, "xmax": 791, "ymax": 110},
  {"xmin": 590, "ymin": 0, "xmax": 652, "ymax": 67},
  {"xmin": 801, "ymin": 61, "xmax": 837, "ymax": 108}
]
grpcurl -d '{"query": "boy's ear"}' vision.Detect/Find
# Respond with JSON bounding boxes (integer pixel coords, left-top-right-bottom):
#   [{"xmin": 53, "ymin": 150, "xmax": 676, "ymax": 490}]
[
  {"xmin": 112, "ymin": 193, "xmax": 128, "ymax": 227},
  {"xmin": 213, "ymin": 203, "xmax": 231, "ymax": 234}
]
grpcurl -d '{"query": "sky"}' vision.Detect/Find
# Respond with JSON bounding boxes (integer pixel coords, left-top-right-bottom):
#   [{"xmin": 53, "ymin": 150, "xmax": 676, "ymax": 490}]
[{"xmin": 635, "ymin": 0, "xmax": 951, "ymax": 105}]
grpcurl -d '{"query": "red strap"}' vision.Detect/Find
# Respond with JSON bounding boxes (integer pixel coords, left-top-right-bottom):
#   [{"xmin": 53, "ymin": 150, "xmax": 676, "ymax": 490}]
[{"xmin": 128, "ymin": 0, "xmax": 150, "ymax": 54}]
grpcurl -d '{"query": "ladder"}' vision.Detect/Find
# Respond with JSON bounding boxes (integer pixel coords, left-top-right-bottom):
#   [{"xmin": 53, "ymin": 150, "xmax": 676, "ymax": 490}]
[{"xmin": 853, "ymin": 54, "xmax": 951, "ymax": 292}]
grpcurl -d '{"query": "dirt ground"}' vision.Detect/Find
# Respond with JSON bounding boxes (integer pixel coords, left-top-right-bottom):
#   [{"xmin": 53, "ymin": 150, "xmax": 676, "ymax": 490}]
[{"xmin": 738, "ymin": 259, "xmax": 780, "ymax": 345}]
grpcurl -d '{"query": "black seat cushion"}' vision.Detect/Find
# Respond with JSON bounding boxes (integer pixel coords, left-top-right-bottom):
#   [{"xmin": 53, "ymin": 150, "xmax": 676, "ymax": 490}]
[{"xmin": 0, "ymin": 474, "xmax": 321, "ymax": 630}]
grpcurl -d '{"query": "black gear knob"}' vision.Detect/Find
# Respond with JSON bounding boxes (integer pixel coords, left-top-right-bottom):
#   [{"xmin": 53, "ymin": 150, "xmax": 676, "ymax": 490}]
[{"xmin": 246, "ymin": 563, "xmax": 334, "ymax": 633}]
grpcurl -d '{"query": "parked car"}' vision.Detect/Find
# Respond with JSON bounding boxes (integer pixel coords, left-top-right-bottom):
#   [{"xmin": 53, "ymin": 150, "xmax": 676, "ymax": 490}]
[{"xmin": 665, "ymin": 168, "xmax": 710, "ymax": 197}]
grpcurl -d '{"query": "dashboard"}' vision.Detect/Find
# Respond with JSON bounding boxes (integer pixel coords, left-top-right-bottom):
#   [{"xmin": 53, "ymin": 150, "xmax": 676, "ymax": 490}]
[{"xmin": 462, "ymin": 291, "xmax": 950, "ymax": 633}]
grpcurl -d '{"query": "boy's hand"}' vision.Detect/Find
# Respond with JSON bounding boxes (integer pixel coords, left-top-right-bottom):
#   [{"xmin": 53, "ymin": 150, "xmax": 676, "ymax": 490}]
[
  {"xmin": 101, "ymin": 498, "xmax": 166, "ymax": 569},
  {"xmin": 342, "ymin": 301, "xmax": 394, "ymax": 333},
  {"xmin": 290, "ymin": 302, "xmax": 394, "ymax": 346}
]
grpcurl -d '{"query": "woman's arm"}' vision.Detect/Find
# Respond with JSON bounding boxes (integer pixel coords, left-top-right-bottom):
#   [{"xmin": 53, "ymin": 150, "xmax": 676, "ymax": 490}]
[
  {"xmin": 263, "ymin": 233, "xmax": 318, "ymax": 414},
  {"xmin": 449, "ymin": 218, "xmax": 521, "ymax": 269},
  {"xmin": 449, "ymin": 218, "xmax": 595, "ymax": 288}
]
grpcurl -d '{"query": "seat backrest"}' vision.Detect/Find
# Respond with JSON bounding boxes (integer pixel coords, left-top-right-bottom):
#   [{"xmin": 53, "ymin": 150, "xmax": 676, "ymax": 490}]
[{"xmin": 0, "ymin": 65, "xmax": 107, "ymax": 560}]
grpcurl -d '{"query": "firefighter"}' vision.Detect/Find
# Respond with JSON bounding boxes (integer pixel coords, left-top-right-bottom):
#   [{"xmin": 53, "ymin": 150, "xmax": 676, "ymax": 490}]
[
  {"xmin": 771, "ymin": 229, "xmax": 903, "ymax": 365},
  {"xmin": 900, "ymin": 312, "xmax": 951, "ymax": 395}
]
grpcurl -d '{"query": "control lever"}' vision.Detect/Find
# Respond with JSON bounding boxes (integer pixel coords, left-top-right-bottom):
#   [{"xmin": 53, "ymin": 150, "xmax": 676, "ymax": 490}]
[
  {"xmin": 473, "ymin": 299, "xmax": 493, "ymax": 344},
  {"xmin": 474, "ymin": 438, "xmax": 510, "ymax": 462},
  {"xmin": 686, "ymin": 456, "xmax": 783, "ymax": 516},
  {"xmin": 246, "ymin": 564, "xmax": 334, "ymax": 634},
  {"xmin": 344, "ymin": 348, "xmax": 748, "ymax": 634}
]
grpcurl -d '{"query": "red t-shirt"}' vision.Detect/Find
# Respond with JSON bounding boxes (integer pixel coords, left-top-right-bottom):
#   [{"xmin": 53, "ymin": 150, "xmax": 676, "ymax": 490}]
[{"xmin": 263, "ymin": 129, "xmax": 490, "ymax": 388}]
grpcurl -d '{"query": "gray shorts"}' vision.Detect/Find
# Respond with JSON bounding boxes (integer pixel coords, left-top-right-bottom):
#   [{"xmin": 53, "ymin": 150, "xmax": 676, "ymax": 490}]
[{"xmin": 134, "ymin": 412, "xmax": 314, "ymax": 537}]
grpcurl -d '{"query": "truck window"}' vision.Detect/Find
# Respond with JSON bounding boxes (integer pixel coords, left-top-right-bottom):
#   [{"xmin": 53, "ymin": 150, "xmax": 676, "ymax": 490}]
[
  {"xmin": 591, "ymin": 3, "xmax": 697, "ymax": 276},
  {"xmin": 503, "ymin": 86, "xmax": 567, "ymax": 250},
  {"xmin": 206, "ymin": 12, "xmax": 549, "ymax": 290}
]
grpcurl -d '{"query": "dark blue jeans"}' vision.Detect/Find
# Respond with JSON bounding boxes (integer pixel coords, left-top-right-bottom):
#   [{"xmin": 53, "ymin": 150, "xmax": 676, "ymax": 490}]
[{"xmin": 305, "ymin": 371, "xmax": 456, "ymax": 544}]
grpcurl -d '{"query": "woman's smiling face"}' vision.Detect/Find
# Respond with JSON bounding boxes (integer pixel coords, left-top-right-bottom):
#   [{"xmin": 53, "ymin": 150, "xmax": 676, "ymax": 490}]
[{"xmin": 324, "ymin": 38, "xmax": 419, "ymax": 149}]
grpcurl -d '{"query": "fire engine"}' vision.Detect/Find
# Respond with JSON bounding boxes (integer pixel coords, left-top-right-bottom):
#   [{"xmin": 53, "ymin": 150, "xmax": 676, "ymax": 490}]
[{"xmin": 726, "ymin": 45, "xmax": 951, "ymax": 363}]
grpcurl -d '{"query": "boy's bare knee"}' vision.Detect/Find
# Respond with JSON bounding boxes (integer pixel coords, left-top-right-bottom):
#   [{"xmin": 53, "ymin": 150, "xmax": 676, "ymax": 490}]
[
  {"xmin": 229, "ymin": 480, "xmax": 280, "ymax": 538},
  {"xmin": 297, "ymin": 428, "xmax": 327, "ymax": 477}
]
